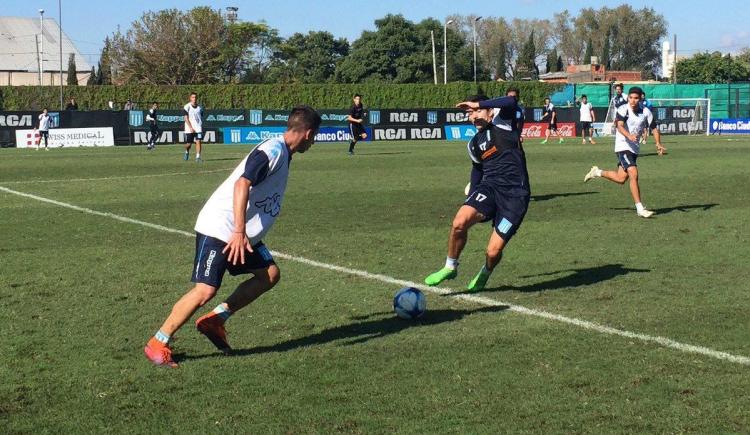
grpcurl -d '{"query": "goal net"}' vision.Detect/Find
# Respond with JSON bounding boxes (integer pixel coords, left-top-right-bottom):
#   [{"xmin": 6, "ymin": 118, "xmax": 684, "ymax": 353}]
[{"xmin": 600, "ymin": 98, "xmax": 710, "ymax": 136}]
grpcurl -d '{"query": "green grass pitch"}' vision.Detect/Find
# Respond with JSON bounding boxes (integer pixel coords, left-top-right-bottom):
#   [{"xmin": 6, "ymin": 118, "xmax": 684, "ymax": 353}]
[{"xmin": 1, "ymin": 136, "xmax": 749, "ymax": 433}]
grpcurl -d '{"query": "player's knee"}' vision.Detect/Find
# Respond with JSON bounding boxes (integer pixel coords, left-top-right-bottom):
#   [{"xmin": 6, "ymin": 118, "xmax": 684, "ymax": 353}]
[
  {"xmin": 263, "ymin": 264, "xmax": 281, "ymax": 288},
  {"xmin": 451, "ymin": 216, "xmax": 471, "ymax": 234},
  {"xmin": 193, "ymin": 284, "xmax": 217, "ymax": 305}
]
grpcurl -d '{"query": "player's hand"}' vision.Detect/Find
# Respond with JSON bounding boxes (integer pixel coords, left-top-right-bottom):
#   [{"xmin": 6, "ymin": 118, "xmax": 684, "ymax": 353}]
[
  {"xmin": 627, "ymin": 133, "xmax": 637, "ymax": 142},
  {"xmin": 656, "ymin": 144, "xmax": 666, "ymax": 156},
  {"xmin": 456, "ymin": 101, "xmax": 479, "ymax": 110},
  {"xmin": 222, "ymin": 231, "xmax": 253, "ymax": 265}
]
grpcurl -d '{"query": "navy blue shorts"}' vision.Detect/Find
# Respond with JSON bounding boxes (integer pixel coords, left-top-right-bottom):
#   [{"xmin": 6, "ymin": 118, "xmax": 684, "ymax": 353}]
[
  {"xmin": 349, "ymin": 123, "xmax": 366, "ymax": 139},
  {"xmin": 464, "ymin": 184, "xmax": 530, "ymax": 242},
  {"xmin": 191, "ymin": 232, "xmax": 275, "ymax": 289},
  {"xmin": 616, "ymin": 151, "xmax": 638, "ymax": 170},
  {"xmin": 185, "ymin": 132, "xmax": 203, "ymax": 143}
]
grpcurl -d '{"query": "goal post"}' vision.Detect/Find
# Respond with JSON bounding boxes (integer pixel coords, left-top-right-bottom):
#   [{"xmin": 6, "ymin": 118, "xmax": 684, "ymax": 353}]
[{"xmin": 647, "ymin": 98, "xmax": 711, "ymax": 136}]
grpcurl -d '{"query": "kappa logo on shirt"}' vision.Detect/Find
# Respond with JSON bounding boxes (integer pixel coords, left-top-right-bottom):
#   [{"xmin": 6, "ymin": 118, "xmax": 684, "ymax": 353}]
[{"xmin": 255, "ymin": 193, "xmax": 281, "ymax": 217}]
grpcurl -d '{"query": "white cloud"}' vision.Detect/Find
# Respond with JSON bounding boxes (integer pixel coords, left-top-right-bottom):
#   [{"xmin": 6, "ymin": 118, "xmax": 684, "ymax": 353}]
[{"xmin": 720, "ymin": 30, "xmax": 750, "ymax": 49}]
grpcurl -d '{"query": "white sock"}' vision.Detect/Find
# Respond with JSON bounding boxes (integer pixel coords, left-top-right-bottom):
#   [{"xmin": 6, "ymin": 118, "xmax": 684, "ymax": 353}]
[
  {"xmin": 635, "ymin": 202, "xmax": 645, "ymax": 212},
  {"xmin": 594, "ymin": 168, "xmax": 603, "ymax": 177},
  {"xmin": 445, "ymin": 257, "xmax": 458, "ymax": 270},
  {"xmin": 196, "ymin": 153, "xmax": 201, "ymax": 159}
]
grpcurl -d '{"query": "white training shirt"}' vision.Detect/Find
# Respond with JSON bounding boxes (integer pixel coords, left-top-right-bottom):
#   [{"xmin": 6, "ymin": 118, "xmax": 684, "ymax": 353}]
[
  {"xmin": 38, "ymin": 114, "xmax": 51, "ymax": 131},
  {"xmin": 614, "ymin": 104, "xmax": 654, "ymax": 154},
  {"xmin": 579, "ymin": 102, "xmax": 593, "ymax": 122},
  {"xmin": 183, "ymin": 103, "xmax": 203, "ymax": 133},
  {"xmin": 194, "ymin": 137, "xmax": 290, "ymax": 245}
]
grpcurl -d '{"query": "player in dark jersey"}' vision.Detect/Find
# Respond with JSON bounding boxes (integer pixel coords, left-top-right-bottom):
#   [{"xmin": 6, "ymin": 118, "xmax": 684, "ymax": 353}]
[
  {"xmin": 541, "ymin": 97, "xmax": 564, "ymax": 144},
  {"xmin": 424, "ymin": 94, "xmax": 530, "ymax": 292},
  {"xmin": 145, "ymin": 102, "xmax": 160, "ymax": 150},
  {"xmin": 347, "ymin": 94, "xmax": 367, "ymax": 155},
  {"xmin": 505, "ymin": 87, "xmax": 524, "ymax": 143}
]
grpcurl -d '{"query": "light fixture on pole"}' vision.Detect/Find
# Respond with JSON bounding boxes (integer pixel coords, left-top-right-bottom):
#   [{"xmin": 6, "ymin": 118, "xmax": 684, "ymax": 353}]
[
  {"xmin": 473, "ymin": 16, "xmax": 482, "ymax": 83},
  {"xmin": 443, "ymin": 19, "xmax": 454, "ymax": 85},
  {"xmin": 38, "ymin": 9, "xmax": 44, "ymax": 85}
]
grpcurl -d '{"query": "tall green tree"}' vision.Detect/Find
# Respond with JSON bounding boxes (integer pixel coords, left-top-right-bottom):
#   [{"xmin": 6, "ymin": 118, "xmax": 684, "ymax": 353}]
[
  {"xmin": 516, "ymin": 30, "xmax": 539, "ymax": 79},
  {"xmin": 265, "ymin": 31, "xmax": 349, "ymax": 83},
  {"xmin": 601, "ymin": 30, "xmax": 611, "ymax": 68},
  {"xmin": 583, "ymin": 38, "xmax": 593, "ymax": 64},
  {"xmin": 86, "ymin": 66, "xmax": 96, "ymax": 85},
  {"xmin": 66, "ymin": 53, "xmax": 78, "ymax": 86},
  {"xmin": 676, "ymin": 52, "xmax": 749, "ymax": 83},
  {"xmin": 334, "ymin": 15, "xmax": 471, "ymax": 83},
  {"xmin": 96, "ymin": 37, "xmax": 112, "ymax": 85},
  {"xmin": 109, "ymin": 7, "xmax": 269, "ymax": 84},
  {"xmin": 546, "ymin": 47, "xmax": 560, "ymax": 72}
]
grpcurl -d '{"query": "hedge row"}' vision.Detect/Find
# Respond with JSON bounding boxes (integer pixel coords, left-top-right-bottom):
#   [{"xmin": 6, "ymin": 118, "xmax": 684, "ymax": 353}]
[{"xmin": 0, "ymin": 82, "xmax": 563, "ymax": 111}]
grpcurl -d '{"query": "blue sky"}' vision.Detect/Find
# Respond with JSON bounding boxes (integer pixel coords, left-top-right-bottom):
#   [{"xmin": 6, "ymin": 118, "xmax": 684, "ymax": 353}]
[{"xmin": 5, "ymin": 0, "xmax": 750, "ymax": 66}]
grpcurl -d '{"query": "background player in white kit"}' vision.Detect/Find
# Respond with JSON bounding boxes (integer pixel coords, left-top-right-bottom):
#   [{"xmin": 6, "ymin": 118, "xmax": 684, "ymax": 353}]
[
  {"xmin": 583, "ymin": 87, "xmax": 658, "ymax": 218},
  {"xmin": 183, "ymin": 92, "xmax": 204, "ymax": 162},
  {"xmin": 577, "ymin": 95, "xmax": 596, "ymax": 144},
  {"xmin": 144, "ymin": 105, "xmax": 322, "ymax": 368},
  {"xmin": 36, "ymin": 108, "xmax": 52, "ymax": 150}
]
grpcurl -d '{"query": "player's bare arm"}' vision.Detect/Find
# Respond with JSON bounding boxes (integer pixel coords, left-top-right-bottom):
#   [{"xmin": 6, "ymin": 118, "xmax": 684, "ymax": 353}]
[
  {"xmin": 616, "ymin": 120, "xmax": 636, "ymax": 142},
  {"xmin": 223, "ymin": 176, "xmax": 253, "ymax": 265}
]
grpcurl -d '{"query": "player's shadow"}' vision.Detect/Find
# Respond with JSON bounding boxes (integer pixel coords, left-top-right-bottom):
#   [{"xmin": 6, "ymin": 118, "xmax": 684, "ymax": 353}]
[
  {"xmin": 464, "ymin": 263, "xmax": 649, "ymax": 294},
  {"xmin": 175, "ymin": 305, "xmax": 507, "ymax": 362},
  {"xmin": 531, "ymin": 191, "xmax": 598, "ymax": 202},
  {"xmin": 611, "ymin": 203, "xmax": 718, "ymax": 215}
]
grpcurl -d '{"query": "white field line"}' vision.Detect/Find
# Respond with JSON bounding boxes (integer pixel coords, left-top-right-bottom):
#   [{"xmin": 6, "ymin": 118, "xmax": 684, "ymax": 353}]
[
  {"xmin": 0, "ymin": 168, "xmax": 232, "ymax": 185},
  {"xmin": 1, "ymin": 184, "xmax": 748, "ymax": 367}
]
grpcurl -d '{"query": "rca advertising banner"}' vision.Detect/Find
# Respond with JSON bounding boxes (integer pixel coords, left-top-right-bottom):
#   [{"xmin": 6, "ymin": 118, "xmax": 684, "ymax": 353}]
[
  {"xmin": 371, "ymin": 125, "xmax": 444, "ymax": 141},
  {"xmin": 15, "ymin": 127, "xmax": 114, "ymax": 148},
  {"xmin": 129, "ymin": 129, "xmax": 221, "ymax": 145}
]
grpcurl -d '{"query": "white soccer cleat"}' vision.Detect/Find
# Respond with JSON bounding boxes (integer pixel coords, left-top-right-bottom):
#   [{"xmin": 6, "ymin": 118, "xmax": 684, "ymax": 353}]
[
  {"xmin": 583, "ymin": 166, "xmax": 599, "ymax": 183},
  {"xmin": 637, "ymin": 209, "xmax": 655, "ymax": 218}
]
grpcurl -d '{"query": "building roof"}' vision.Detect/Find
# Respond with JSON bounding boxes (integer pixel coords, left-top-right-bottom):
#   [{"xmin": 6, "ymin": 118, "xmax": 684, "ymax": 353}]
[{"xmin": 0, "ymin": 16, "xmax": 91, "ymax": 72}]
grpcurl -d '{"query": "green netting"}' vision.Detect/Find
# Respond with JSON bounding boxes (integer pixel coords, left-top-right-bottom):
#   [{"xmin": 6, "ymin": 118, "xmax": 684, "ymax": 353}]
[{"xmin": 571, "ymin": 83, "xmax": 750, "ymax": 118}]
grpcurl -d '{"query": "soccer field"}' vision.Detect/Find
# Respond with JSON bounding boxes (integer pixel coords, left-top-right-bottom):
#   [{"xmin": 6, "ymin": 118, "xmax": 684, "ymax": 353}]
[{"xmin": 1, "ymin": 136, "xmax": 749, "ymax": 433}]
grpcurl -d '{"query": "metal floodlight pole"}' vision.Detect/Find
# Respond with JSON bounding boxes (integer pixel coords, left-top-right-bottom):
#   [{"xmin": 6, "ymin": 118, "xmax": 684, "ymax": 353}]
[
  {"xmin": 473, "ymin": 16, "xmax": 482, "ymax": 83},
  {"xmin": 431, "ymin": 30, "xmax": 437, "ymax": 85},
  {"xmin": 443, "ymin": 19, "xmax": 453, "ymax": 85},
  {"xmin": 39, "ymin": 9, "xmax": 44, "ymax": 85},
  {"xmin": 59, "ymin": 0, "xmax": 63, "ymax": 109}
]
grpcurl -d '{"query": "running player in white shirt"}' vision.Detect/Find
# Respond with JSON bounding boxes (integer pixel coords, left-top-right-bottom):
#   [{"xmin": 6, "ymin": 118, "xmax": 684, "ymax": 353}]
[
  {"xmin": 183, "ymin": 92, "xmax": 204, "ymax": 162},
  {"xmin": 577, "ymin": 95, "xmax": 596, "ymax": 144},
  {"xmin": 583, "ymin": 87, "xmax": 658, "ymax": 218},
  {"xmin": 144, "ymin": 106, "xmax": 322, "ymax": 368}
]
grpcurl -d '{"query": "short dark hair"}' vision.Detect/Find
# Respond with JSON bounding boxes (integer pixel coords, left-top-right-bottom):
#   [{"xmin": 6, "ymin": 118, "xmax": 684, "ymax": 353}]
[
  {"xmin": 189, "ymin": 92, "xmax": 197, "ymax": 97},
  {"xmin": 581, "ymin": 94, "xmax": 588, "ymax": 99},
  {"xmin": 465, "ymin": 95, "xmax": 488, "ymax": 103},
  {"xmin": 628, "ymin": 86, "xmax": 643, "ymax": 96},
  {"xmin": 615, "ymin": 83, "xmax": 623, "ymax": 90},
  {"xmin": 506, "ymin": 86, "xmax": 520, "ymax": 96},
  {"xmin": 353, "ymin": 94, "xmax": 362, "ymax": 99},
  {"xmin": 287, "ymin": 105, "xmax": 322, "ymax": 131},
  {"xmin": 544, "ymin": 97, "xmax": 550, "ymax": 101}
]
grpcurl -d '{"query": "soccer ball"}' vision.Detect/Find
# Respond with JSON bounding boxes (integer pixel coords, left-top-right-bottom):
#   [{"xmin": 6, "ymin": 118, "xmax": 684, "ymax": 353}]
[{"xmin": 393, "ymin": 287, "xmax": 426, "ymax": 319}]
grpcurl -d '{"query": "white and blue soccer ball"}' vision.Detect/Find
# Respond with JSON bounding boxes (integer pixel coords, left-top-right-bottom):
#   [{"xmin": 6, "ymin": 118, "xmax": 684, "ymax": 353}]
[{"xmin": 393, "ymin": 287, "xmax": 426, "ymax": 319}]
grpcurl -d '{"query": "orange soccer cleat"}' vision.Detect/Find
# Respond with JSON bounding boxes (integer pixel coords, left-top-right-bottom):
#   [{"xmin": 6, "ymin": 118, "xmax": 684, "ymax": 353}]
[
  {"xmin": 144, "ymin": 337, "xmax": 178, "ymax": 368},
  {"xmin": 196, "ymin": 313, "xmax": 231, "ymax": 355}
]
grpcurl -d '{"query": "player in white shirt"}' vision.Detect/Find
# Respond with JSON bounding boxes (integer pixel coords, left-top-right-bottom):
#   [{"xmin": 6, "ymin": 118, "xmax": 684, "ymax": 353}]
[
  {"xmin": 183, "ymin": 92, "xmax": 204, "ymax": 162},
  {"xmin": 577, "ymin": 94, "xmax": 596, "ymax": 144},
  {"xmin": 144, "ymin": 106, "xmax": 322, "ymax": 368},
  {"xmin": 36, "ymin": 108, "xmax": 52, "ymax": 150},
  {"xmin": 583, "ymin": 87, "xmax": 659, "ymax": 218}
]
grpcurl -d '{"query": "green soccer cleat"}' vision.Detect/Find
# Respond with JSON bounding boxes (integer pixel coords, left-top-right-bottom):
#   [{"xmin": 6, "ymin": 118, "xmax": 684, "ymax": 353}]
[
  {"xmin": 424, "ymin": 267, "xmax": 457, "ymax": 286},
  {"xmin": 467, "ymin": 269, "xmax": 491, "ymax": 292}
]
